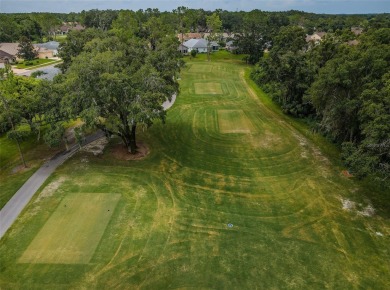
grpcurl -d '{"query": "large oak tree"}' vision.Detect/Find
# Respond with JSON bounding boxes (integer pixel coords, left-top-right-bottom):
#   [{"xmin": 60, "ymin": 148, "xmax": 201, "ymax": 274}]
[{"xmin": 62, "ymin": 35, "xmax": 181, "ymax": 153}]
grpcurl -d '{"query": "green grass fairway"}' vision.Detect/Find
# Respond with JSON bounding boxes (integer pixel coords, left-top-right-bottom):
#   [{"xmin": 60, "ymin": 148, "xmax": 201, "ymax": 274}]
[
  {"xmin": 195, "ymin": 82, "xmax": 223, "ymax": 95},
  {"xmin": 218, "ymin": 110, "xmax": 254, "ymax": 133},
  {"xmin": 189, "ymin": 64, "xmax": 212, "ymax": 73},
  {"xmin": 19, "ymin": 193, "xmax": 120, "ymax": 264},
  {"xmin": 0, "ymin": 54, "xmax": 389, "ymax": 289}
]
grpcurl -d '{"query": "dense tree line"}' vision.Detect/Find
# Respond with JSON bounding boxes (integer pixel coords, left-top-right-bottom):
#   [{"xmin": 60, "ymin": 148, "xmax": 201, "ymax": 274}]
[
  {"xmin": 1, "ymin": 8, "xmax": 389, "ymax": 182},
  {"xmin": 1, "ymin": 9, "xmax": 389, "ymax": 43},
  {"xmin": 251, "ymin": 25, "xmax": 390, "ymax": 185}
]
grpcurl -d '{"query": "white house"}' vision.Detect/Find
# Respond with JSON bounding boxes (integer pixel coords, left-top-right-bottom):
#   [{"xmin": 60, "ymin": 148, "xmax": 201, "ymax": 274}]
[{"xmin": 182, "ymin": 39, "xmax": 219, "ymax": 53}]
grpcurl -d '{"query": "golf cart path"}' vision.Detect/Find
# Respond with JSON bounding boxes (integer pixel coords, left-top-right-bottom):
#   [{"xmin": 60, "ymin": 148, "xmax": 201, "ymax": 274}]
[
  {"xmin": 0, "ymin": 95, "xmax": 177, "ymax": 240},
  {"xmin": 0, "ymin": 131, "xmax": 105, "ymax": 239}
]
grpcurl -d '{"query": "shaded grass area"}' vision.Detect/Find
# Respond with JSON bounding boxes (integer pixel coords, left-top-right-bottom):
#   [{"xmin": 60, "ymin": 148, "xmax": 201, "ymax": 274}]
[
  {"xmin": 0, "ymin": 53, "xmax": 389, "ymax": 289},
  {"xmin": 0, "ymin": 133, "xmax": 60, "ymax": 209}
]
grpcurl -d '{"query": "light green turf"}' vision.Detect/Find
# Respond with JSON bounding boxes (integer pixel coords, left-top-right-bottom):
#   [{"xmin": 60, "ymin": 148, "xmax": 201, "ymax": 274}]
[
  {"xmin": 217, "ymin": 110, "xmax": 254, "ymax": 133},
  {"xmin": 195, "ymin": 82, "xmax": 223, "ymax": 95},
  {"xmin": 0, "ymin": 54, "xmax": 389, "ymax": 289},
  {"xmin": 19, "ymin": 193, "xmax": 120, "ymax": 264}
]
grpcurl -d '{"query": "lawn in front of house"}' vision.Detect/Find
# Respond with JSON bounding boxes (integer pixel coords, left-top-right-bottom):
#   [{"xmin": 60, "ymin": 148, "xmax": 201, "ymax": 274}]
[{"xmin": 14, "ymin": 58, "xmax": 60, "ymax": 69}]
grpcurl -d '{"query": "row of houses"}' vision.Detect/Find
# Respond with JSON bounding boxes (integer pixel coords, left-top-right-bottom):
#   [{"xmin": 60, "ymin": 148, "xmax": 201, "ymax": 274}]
[
  {"xmin": 0, "ymin": 41, "xmax": 60, "ymax": 63},
  {"xmin": 50, "ymin": 22, "xmax": 85, "ymax": 36},
  {"xmin": 306, "ymin": 28, "xmax": 362, "ymax": 46}
]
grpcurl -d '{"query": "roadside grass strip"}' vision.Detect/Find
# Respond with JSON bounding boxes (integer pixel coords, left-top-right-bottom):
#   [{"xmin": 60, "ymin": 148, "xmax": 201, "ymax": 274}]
[{"xmin": 19, "ymin": 193, "xmax": 120, "ymax": 264}]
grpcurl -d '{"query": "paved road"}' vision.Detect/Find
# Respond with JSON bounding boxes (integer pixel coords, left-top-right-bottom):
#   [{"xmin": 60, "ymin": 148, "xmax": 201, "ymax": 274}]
[
  {"xmin": 16, "ymin": 63, "xmax": 61, "ymax": 80},
  {"xmin": 0, "ymin": 131, "xmax": 105, "ymax": 239}
]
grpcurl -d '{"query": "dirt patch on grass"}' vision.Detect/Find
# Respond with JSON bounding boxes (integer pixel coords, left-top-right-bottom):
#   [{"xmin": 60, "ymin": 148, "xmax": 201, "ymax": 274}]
[
  {"xmin": 342, "ymin": 170, "xmax": 353, "ymax": 178},
  {"xmin": 110, "ymin": 142, "xmax": 150, "ymax": 161},
  {"xmin": 82, "ymin": 137, "xmax": 109, "ymax": 155},
  {"xmin": 340, "ymin": 197, "xmax": 376, "ymax": 217},
  {"xmin": 35, "ymin": 177, "xmax": 66, "ymax": 203},
  {"xmin": 11, "ymin": 164, "xmax": 34, "ymax": 174},
  {"xmin": 250, "ymin": 131, "xmax": 282, "ymax": 148}
]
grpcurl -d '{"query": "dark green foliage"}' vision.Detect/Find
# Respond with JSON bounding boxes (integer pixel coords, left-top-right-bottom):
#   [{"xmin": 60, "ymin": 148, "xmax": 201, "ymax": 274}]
[
  {"xmin": 62, "ymin": 32, "xmax": 181, "ymax": 153},
  {"xmin": 43, "ymin": 123, "xmax": 65, "ymax": 148},
  {"xmin": 251, "ymin": 26, "xmax": 313, "ymax": 116},
  {"xmin": 80, "ymin": 9, "xmax": 119, "ymax": 30},
  {"xmin": 16, "ymin": 36, "xmax": 38, "ymax": 61},
  {"xmin": 57, "ymin": 28, "xmax": 102, "ymax": 73},
  {"xmin": 233, "ymin": 10, "xmax": 270, "ymax": 64},
  {"xmin": 30, "ymin": 71, "xmax": 47, "ymax": 78},
  {"xmin": 251, "ymin": 19, "xmax": 390, "ymax": 185},
  {"xmin": 191, "ymin": 49, "xmax": 197, "ymax": 58}
]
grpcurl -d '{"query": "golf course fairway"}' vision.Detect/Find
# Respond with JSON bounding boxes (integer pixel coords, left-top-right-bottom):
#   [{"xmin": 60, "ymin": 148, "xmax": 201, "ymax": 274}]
[{"xmin": 0, "ymin": 55, "xmax": 389, "ymax": 289}]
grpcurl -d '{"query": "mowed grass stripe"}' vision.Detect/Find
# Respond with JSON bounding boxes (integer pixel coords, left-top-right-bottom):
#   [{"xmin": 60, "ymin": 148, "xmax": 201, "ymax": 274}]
[
  {"xmin": 194, "ymin": 82, "xmax": 223, "ymax": 95},
  {"xmin": 19, "ymin": 193, "xmax": 121, "ymax": 264},
  {"xmin": 217, "ymin": 109, "xmax": 254, "ymax": 133}
]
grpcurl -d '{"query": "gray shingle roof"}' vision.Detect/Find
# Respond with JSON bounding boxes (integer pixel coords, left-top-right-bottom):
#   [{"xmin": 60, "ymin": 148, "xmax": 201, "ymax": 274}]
[
  {"xmin": 183, "ymin": 39, "xmax": 219, "ymax": 49},
  {"xmin": 183, "ymin": 39, "xmax": 208, "ymax": 49},
  {"xmin": 35, "ymin": 41, "xmax": 60, "ymax": 50}
]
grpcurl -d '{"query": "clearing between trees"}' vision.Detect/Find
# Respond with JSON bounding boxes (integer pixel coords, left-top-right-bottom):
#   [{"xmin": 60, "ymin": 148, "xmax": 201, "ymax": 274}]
[{"xmin": 0, "ymin": 56, "xmax": 388, "ymax": 289}]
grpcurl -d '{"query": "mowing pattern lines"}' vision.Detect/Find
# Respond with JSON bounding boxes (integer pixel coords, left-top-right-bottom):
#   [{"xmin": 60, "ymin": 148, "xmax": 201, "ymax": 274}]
[
  {"xmin": 0, "ymin": 59, "xmax": 389, "ymax": 289},
  {"xmin": 194, "ymin": 82, "xmax": 223, "ymax": 95},
  {"xmin": 217, "ymin": 110, "xmax": 254, "ymax": 133}
]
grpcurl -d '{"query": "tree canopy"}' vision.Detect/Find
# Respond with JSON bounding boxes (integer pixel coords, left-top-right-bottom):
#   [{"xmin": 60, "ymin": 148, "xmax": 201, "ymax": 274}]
[{"xmin": 61, "ymin": 32, "xmax": 181, "ymax": 153}]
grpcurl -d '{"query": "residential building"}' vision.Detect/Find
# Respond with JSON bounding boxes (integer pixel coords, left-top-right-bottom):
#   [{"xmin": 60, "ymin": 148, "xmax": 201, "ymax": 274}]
[{"xmin": 182, "ymin": 39, "xmax": 219, "ymax": 53}]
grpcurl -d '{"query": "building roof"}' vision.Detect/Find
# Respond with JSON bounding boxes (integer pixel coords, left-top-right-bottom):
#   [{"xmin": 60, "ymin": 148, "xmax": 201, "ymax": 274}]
[
  {"xmin": 183, "ymin": 39, "xmax": 220, "ymax": 49},
  {"xmin": 0, "ymin": 50, "xmax": 15, "ymax": 60},
  {"xmin": 0, "ymin": 43, "xmax": 19, "ymax": 56},
  {"xmin": 177, "ymin": 33, "xmax": 203, "ymax": 42},
  {"xmin": 351, "ymin": 27, "xmax": 363, "ymax": 35},
  {"xmin": 60, "ymin": 22, "xmax": 85, "ymax": 33},
  {"xmin": 184, "ymin": 38, "xmax": 208, "ymax": 48},
  {"xmin": 35, "ymin": 41, "xmax": 60, "ymax": 50},
  {"xmin": 305, "ymin": 32, "xmax": 327, "ymax": 42},
  {"xmin": 348, "ymin": 39, "xmax": 360, "ymax": 46},
  {"xmin": 314, "ymin": 32, "xmax": 327, "ymax": 38}
]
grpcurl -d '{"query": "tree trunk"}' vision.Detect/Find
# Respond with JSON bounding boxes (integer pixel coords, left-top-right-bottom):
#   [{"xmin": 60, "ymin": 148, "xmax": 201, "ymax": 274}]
[
  {"xmin": 16, "ymin": 138, "xmax": 27, "ymax": 168},
  {"xmin": 1, "ymin": 95, "xmax": 27, "ymax": 168},
  {"xmin": 129, "ymin": 124, "xmax": 137, "ymax": 154}
]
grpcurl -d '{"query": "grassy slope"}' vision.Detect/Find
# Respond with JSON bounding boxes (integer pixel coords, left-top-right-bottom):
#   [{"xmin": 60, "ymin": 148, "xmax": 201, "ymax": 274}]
[{"xmin": 0, "ymin": 53, "xmax": 389, "ymax": 289}]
